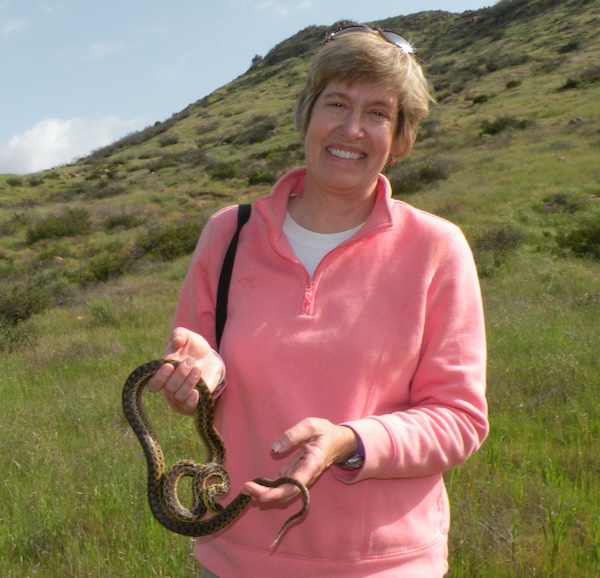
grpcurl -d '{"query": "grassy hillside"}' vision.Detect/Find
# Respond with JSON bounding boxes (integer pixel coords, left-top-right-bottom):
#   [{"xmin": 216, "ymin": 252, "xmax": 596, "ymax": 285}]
[{"xmin": 1, "ymin": 0, "xmax": 599, "ymax": 575}]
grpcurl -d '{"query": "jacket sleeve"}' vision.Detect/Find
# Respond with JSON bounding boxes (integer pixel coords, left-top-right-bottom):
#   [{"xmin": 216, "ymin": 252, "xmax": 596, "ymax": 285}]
[
  {"xmin": 338, "ymin": 230, "xmax": 488, "ymax": 482},
  {"xmin": 171, "ymin": 205, "xmax": 240, "ymax": 349}
]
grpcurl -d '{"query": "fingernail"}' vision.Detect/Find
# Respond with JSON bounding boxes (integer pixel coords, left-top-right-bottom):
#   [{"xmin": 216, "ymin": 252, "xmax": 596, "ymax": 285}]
[{"xmin": 271, "ymin": 441, "xmax": 283, "ymax": 454}]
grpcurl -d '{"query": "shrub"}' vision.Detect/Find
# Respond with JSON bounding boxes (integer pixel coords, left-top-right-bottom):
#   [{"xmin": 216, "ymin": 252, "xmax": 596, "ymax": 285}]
[
  {"xmin": 0, "ymin": 317, "xmax": 34, "ymax": 352},
  {"xmin": 6, "ymin": 177, "xmax": 22, "ymax": 187},
  {"xmin": 0, "ymin": 212, "xmax": 29, "ymax": 236},
  {"xmin": 26, "ymin": 208, "xmax": 92, "ymax": 244},
  {"xmin": 559, "ymin": 66, "xmax": 600, "ymax": 91},
  {"xmin": 0, "ymin": 281, "xmax": 51, "ymax": 324},
  {"xmin": 472, "ymin": 224, "xmax": 523, "ymax": 275},
  {"xmin": 557, "ymin": 218, "xmax": 600, "ymax": 260},
  {"xmin": 206, "ymin": 161, "xmax": 238, "ymax": 181},
  {"xmin": 558, "ymin": 77, "xmax": 580, "ymax": 91},
  {"xmin": 480, "ymin": 115, "xmax": 532, "ymax": 136},
  {"xmin": 557, "ymin": 40, "xmax": 580, "ymax": 54},
  {"xmin": 506, "ymin": 79, "xmax": 522, "ymax": 89},
  {"xmin": 469, "ymin": 94, "xmax": 490, "ymax": 105},
  {"xmin": 85, "ymin": 182, "xmax": 127, "ymax": 200},
  {"xmin": 247, "ymin": 168, "xmax": 277, "ymax": 186},
  {"xmin": 227, "ymin": 115, "xmax": 278, "ymax": 145},
  {"xmin": 135, "ymin": 218, "xmax": 203, "ymax": 261},
  {"xmin": 159, "ymin": 134, "xmax": 179, "ymax": 147},
  {"xmin": 581, "ymin": 65, "xmax": 600, "ymax": 84},
  {"xmin": 541, "ymin": 193, "xmax": 582, "ymax": 214},
  {"xmin": 387, "ymin": 158, "xmax": 451, "ymax": 195},
  {"xmin": 87, "ymin": 297, "xmax": 119, "ymax": 326},
  {"xmin": 103, "ymin": 213, "xmax": 142, "ymax": 232},
  {"xmin": 88, "ymin": 246, "xmax": 133, "ymax": 282}
]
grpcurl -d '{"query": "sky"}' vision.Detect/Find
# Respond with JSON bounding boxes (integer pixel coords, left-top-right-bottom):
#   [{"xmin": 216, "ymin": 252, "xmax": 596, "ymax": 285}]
[{"xmin": 0, "ymin": 0, "xmax": 492, "ymax": 175}]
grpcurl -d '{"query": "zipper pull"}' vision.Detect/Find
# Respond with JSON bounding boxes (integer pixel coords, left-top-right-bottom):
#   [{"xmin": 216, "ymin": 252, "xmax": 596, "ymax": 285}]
[{"xmin": 302, "ymin": 282, "xmax": 314, "ymax": 314}]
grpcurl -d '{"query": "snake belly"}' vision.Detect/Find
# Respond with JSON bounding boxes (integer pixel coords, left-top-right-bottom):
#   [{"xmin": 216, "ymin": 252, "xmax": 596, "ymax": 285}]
[{"xmin": 122, "ymin": 359, "xmax": 309, "ymax": 545}]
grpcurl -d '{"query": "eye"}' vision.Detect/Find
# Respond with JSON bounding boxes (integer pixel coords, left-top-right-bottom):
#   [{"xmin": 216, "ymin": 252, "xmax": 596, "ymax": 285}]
[{"xmin": 369, "ymin": 109, "xmax": 391, "ymax": 121}]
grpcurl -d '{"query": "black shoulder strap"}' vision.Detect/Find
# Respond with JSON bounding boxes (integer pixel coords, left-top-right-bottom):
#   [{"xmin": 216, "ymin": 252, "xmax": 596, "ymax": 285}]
[{"xmin": 215, "ymin": 204, "xmax": 252, "ymax": 350}]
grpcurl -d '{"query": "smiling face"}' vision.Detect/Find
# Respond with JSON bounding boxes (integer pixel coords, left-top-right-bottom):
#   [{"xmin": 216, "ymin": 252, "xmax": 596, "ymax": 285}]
[{"xmin": 303, "ymin": 79, "xmax": 399, "ymax": 201}]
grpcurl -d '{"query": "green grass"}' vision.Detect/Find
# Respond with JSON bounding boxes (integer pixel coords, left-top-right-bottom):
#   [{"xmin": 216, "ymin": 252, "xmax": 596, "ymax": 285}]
[
  {"xmin": 1, "ymin": 271, "xmax": 203, "ymax": 577},
  {"xmin": 1, "ymin": 0, "xmax": 600, "ymax": 575},
  {"xmin": 447, "ymin": 253, "xmax": 600, "ymax": 576},
  {"xmin": 2, "ymin": 248, "xmax": 598, "ymax": 577}
]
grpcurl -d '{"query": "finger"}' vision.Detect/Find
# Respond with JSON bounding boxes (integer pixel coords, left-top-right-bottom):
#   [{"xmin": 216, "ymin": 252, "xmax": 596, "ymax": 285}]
[
  {"xmin": 241, "ymin": 481, "xmax": 301, "ymax": 503},
  {"xmin": 180, "ymin": 387, "xmax": 200, "ymax": 415},
  {"xmin": 271, "ymin": 418, "xmax": 317, "ymax": 454},
  {"xmin": 145, "ymin": 362, "xmax": 175, "ymax": 393},
  {"xmin": 169, "ymin": 358, "xmax": 202, "ymax": 402},
  {"xmin": 167, "ymin": 327, "xmax": 190, "ymax": 353}
]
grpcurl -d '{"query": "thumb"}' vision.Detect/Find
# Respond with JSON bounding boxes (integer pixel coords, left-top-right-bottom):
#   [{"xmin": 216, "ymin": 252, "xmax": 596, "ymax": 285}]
[
  {"xmin": 271, "ymin": 419, "xmax": 315, "ymax": 454},
  {"xmin": 168, "ymin": 327, "xmax": 189, "ymax": 351}
]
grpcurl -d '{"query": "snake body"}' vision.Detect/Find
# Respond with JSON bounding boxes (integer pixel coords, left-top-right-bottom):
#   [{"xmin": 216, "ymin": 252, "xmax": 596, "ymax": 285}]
[{"xmin": 122, "ymin": 359, "xmax": 309, "ymax": 547}]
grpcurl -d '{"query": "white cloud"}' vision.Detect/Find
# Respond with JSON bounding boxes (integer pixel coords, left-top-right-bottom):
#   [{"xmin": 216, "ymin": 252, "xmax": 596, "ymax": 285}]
[
  {"xmin": 1, "ymin": 17, "xmax": 29, "ymax": 39},
  {"xmin": 0, "ymin": 116, "xmax": 147, "ymax": 175},
  {"xmin": 86, "ymin": 40, "xmax": 128, "ymax": 59}
]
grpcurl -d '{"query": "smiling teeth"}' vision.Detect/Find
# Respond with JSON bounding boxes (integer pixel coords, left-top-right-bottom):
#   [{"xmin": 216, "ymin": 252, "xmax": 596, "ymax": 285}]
[{"xmin": 328, "ymin": 147, "xmax": 365, "ymax": 160}]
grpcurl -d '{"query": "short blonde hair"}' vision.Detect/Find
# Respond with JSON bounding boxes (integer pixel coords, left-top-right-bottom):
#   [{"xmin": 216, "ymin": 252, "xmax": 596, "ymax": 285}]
[{"xmin": 294, "ymin": 28, "xmax": 433, "ymax": 158}]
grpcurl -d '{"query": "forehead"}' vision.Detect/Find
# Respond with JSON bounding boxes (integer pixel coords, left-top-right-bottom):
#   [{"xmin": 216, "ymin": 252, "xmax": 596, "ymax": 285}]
[{"xmin": 319, "ymin": 79, "xmax": 398, "ymax": 109}]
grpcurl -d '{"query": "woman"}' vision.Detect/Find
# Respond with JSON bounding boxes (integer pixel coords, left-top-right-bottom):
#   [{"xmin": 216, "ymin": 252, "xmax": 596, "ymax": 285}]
[{"xmin": 148, "ymin": 25, "xmax": 488, "ymax": 577}]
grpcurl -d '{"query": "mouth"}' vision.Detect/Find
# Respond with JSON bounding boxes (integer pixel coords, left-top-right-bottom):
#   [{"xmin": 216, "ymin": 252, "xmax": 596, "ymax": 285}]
[{"xmin": 327, "ymin": 146, "xmax": 366, "ymax": 160}]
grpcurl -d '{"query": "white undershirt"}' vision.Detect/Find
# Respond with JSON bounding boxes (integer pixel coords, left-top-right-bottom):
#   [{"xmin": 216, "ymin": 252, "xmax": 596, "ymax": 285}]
[{"xmin": 283, "ymin": 212, "xmax": 363, "ymax": 276}]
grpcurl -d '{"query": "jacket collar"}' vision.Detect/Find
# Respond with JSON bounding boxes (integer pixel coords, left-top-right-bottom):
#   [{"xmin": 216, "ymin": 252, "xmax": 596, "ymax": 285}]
[{"xmin": 255, "ymin": 167, "xmax": 395, "ymax": 238}]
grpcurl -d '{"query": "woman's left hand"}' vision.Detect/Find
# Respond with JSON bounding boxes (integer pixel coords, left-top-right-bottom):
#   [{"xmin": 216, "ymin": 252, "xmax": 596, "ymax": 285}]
[{"xmin": 241, "ymin": 418, "xmax": 358, "ymax": 502}]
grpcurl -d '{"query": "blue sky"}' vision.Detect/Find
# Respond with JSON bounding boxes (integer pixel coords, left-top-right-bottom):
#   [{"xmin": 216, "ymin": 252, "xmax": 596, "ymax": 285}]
[{"xmin": 0, "ymin": 0, "xmax": 492, "ymax": 174}]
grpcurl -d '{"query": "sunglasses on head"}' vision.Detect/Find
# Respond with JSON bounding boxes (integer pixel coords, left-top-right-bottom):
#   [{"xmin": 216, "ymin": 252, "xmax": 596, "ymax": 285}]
[{"xmin": 325, "ymin": 25, "xmax": 416, "ymax": 55}]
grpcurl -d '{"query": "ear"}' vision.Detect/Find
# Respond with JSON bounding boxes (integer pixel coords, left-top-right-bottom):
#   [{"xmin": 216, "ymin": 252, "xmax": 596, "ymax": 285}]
[{"xmin": 390, "ymin": 134, "xmax": 411, "ymax": 159}]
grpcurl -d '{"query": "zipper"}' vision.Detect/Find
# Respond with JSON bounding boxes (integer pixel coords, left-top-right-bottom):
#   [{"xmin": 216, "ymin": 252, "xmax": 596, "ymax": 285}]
[{"xmin": 302, "ymin": 281, "xmax": 315, "ymax": 315}]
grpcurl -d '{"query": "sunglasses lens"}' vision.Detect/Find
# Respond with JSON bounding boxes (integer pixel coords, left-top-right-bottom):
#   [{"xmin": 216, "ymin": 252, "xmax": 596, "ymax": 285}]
[
  {"xmin": 327, "ymin": 26, "xmax": 415, "ymax": 55},
  {"xmin": 381, "ymin": 31, "xmax": 416, "ymax": 54},
  {"xmin": 328, "ymin": 25, "xmax": 367, "ymax": 41}
]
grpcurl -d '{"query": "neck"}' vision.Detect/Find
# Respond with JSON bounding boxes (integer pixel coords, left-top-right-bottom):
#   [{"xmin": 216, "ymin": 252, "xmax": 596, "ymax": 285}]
[{"xmin": 288, "ymin": 178, "xmax": 378, "ymax": 234}]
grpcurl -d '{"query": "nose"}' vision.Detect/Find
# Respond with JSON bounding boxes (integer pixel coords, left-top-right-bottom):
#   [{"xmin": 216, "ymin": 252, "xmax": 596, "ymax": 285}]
[{"xmin": 339, "ymin": 109, "xmax": 364, "ymax": 140}]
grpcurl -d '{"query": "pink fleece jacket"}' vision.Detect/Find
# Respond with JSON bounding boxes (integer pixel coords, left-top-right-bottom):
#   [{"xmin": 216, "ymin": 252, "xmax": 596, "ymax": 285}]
[{"xmin": 172, "ymin": 168, "xmax": 488, "ymax": 577}]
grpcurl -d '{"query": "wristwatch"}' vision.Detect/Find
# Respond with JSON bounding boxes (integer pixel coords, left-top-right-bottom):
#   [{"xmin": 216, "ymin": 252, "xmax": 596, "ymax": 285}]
[{"xmin": 336, "ymin": 450, "xmax": 365, "ymax": 471}]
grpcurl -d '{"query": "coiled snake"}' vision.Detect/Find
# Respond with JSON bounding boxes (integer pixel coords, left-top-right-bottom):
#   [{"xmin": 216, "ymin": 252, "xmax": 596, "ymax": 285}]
[{"xmin": 122, "ymin": 359, "xmax": 309, "ymax": 547}]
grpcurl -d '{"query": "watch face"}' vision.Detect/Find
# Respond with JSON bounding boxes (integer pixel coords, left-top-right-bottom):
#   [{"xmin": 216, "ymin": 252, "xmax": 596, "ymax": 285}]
[{"xmin": 338, "ymin": 452, "xmax": 364, "ymax": 470}]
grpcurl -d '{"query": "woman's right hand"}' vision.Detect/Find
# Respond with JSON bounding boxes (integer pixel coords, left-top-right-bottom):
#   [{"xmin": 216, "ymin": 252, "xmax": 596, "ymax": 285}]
[{"xmin": 146, "ymin": 327, "xmax": 225, "ymax": 415}]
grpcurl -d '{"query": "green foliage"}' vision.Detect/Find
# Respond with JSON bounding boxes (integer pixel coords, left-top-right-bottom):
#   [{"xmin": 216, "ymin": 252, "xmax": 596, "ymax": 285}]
[
  {"xmin": 6, "ymin": 177, "xmax": 22, "ymax": 187},
  {"xmin": 226, "ymin": 115, "xmax": 278, "ymax": 145},
  {"xmin": 557, "ymin": 217, "xmax": 600, "ymax": 259},
  {"xmin": 473, "ymin": 224, "xmax": 524, "ymax": 276},
  {"xmin": 0, "ymin": 317, "xmax": 35, "ymax": 351},
  {"xmin": 206, "ymin": 160, "xmax": 238, "ymax": 180},
  {"xmin": 468, "ymin": 93, "xmax": 491, "ymax": 105},
  {"xmin": 135, "ymin": 218, "xmax": 203, "ymax": 261},
  {"xmin": 259, "ymin": 25, "xmax": 323, "ymax": 67},
  {"xmin": 159, "ymin": 133, "xmax": 179, "ymax": 147},
  {"xmin": 387, "ymin": 157, "xmax": 451, "ymax": 194},
  {"xmin": 0, "ymin": 212, "xmax": 29, "ymax": 236},
  {"xmin": 87, "ymin": 242, "xmax": 134, "ymax": 282},
  {"xmin": 103, "ymin": 212, "xmax": 143, "ymax": 231},
  {"xmin": 26, "ymin": 207, "xmax": 92, "ymax": 244},
  {"xmin": 246, "ymin": 167, "xmax": 277, "ymax": 186},
  {"xmin": 542, "ymin": 192, "xmax": 583, "ymax": 214},
  {"xmin": 0, "ymin": 280, "xmax": 51, "ymax": 325},
  {"xmin": 558, "ymin": 66, "xmax": 600, "ymax": 91},
  {"xmin": 480, "ymin": 115, "xmax": 532, "ymax": 136},
  {"xmin": 0, "ymin": 1, "xmax": 599, "ymax": 574}
]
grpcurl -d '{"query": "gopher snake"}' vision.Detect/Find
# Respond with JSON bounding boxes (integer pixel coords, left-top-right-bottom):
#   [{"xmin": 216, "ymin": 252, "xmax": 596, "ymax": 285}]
[{"xmin": 122, "ymin": 359, "xmax": 309, "ymax": 547}]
